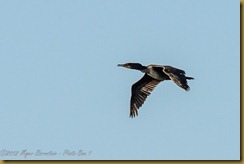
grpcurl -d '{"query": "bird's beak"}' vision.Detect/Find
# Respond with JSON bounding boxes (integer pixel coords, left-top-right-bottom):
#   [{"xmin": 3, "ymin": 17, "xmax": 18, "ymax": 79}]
[
  {"xmin": 118, "ymin": 63, "xmax": 130, "ymax": 68},
  {"xmin": 117, "ymin": 64, "xmax": 125, "ymax": 67}
]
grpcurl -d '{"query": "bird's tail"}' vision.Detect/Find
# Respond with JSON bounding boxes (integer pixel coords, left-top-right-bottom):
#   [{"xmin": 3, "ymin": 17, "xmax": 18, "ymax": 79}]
[{"xmin": 186, "ymin": 76, "xmax": 194, "ymax": 80}]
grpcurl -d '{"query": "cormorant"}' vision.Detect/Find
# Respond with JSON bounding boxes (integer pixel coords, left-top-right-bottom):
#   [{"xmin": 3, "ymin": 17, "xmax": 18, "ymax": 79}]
[{"xmin": 118, "ymin": 63, "xmax": 194, "ymax": 118}]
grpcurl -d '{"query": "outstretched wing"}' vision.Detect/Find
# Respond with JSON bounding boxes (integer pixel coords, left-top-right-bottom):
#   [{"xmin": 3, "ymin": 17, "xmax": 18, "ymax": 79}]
[
  {"xmin": 162, "ymin": 66, "xmax": 193, "ymax": 91},
  {"xmin": 130, "ymin": 74, "xmax": 161, "ymax": 117}
]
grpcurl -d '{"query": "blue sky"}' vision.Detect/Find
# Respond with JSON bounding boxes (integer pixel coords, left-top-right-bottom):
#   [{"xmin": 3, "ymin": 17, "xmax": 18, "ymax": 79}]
[{"xmin": 0, "ymin": 0, "xmax": 240, "ymax": 160}]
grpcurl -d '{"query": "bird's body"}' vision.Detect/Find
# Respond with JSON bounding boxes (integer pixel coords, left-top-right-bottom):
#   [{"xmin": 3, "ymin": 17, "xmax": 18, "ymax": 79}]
[
  {"xmin": 146, "ymin": 65, "xmax": 170, "ymax": 80},
  {"xmin": 118, "ymin": 63, "xmax": 194, "ymax": 117}
]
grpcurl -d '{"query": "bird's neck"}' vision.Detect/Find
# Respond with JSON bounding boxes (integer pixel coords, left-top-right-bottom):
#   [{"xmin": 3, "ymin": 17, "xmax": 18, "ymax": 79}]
[{"xmin": 135, "ymin": 65, "xmax": 148, "ymax": 73}]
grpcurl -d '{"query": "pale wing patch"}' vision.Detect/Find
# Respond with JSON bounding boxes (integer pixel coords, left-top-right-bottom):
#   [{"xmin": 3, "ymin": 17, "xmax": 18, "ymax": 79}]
[{"xmin": 162, "ymin": 66, "xmax": 190, "ymax": 91}]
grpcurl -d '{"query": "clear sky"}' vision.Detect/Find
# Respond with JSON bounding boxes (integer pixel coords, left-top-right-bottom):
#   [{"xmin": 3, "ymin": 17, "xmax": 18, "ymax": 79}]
[{"xmin": 0, "ymin": 0, "xmax": 240, "ymax": 160}]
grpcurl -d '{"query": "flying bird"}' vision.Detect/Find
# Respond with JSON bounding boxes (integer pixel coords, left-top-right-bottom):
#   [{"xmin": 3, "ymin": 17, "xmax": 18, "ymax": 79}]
[{"xmin": 118, "ymin": 63, "xmax": 194, "ymax": 118}]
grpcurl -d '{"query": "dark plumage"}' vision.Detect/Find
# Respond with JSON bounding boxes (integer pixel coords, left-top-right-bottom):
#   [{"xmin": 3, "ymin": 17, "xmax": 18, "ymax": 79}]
[{"xmin": 118, "ymin": 63, "xmax": 194, "ymax": 117}]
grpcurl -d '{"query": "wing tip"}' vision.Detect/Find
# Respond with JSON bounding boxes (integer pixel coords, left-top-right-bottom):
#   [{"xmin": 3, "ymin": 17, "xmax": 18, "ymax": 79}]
[
  {"xmin": 185, "ymin": 86, "xmax": 191, "ymax": 91},
  {"xmin": 130, "ymin": 108, "xmax": 138, "ymax": 118}
]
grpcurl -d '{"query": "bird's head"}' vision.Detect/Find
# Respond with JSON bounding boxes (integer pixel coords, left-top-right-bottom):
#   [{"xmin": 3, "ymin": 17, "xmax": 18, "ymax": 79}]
[{"xmin": 117, "ymin": 63, "xmax": 144, "ymax": 70}]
